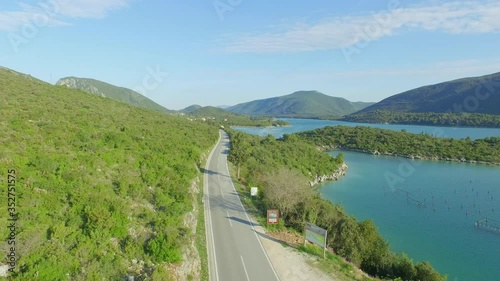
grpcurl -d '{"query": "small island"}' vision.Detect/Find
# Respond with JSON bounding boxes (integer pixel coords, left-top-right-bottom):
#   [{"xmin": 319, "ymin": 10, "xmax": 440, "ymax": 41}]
[{"xmin": 295, "ymin": 125, "xmax": 500, "ymax": 165}]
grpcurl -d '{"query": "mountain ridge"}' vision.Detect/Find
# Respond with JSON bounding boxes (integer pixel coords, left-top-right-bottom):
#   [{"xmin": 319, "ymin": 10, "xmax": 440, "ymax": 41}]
[
  {"xmin": 56, "ymin": 77, "xmax": 173, "ymax": 113},
  {"xmin": 353, "ymin": 71, "xmax": 500, "ymax": 115},
  {"xmin": 342, "ymin": 71, "xmax": 500, "ymax": 127},
  {"xmin": 180, "ymin": 104, "xmax": 203, "ymax": 113},
  {"xmin": 228, "ymin": 90, "xmax": 374, "ymax": 118}
]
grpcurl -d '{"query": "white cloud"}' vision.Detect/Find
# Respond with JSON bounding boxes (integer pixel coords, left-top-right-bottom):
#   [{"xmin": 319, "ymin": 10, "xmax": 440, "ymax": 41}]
[
  {"xmin": 346, "ymin": 60, "xmax": 500, "ymax": 79},
  {"xmin": 0, "ymin": 0, "xmax": 129, "ymax": 32},
  {"xmin": 52, "ymin": 0, "xmax": 129, "ymax": 19},
  {"xmin": 222, "ymin": 1, "xmax": 500, "ymax": 53}
]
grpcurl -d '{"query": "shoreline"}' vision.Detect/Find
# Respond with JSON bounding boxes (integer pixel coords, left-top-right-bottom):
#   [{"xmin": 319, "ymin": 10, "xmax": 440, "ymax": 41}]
[
  {"xmin": 309, "ymin": 163, "xmax": 349, "ymax": 186},
  {"xmin": 272, "ymin": 116, "xmax": 500, "ymax": 129},
  {"xmin": 318, "ymin": 145, "xmax": 500, "ymax": 166},
  {"xmin": 230, "ymin": 124, "xmax": 291, "ymax": 129}
]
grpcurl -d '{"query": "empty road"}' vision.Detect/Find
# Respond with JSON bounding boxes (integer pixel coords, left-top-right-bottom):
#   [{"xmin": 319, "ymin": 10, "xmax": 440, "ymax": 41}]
[{"xmin": 204, "ymin": 130, "xmax": 280, "ymax": 281}]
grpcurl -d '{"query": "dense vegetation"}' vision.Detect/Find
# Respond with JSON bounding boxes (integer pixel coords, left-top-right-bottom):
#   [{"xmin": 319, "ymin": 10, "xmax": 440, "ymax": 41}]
[
  {"xmin": 346, "ymin": 71, "xmax": 500, "ymax": 128},
  {"xmin": 186, "ymin": 106, "xmax": 288, "ymax": 127},
  {"xmin": 226, "ymin": 129, "xmax": 343, "ymax": 181},
  {"xmin": 0, "ymin": 67, "xmax": 218, "ymax": 280},
  {"xmin": 295, "ymin": 126, "xmax": 500, "ymax": 164},
  {"xmin": 56, "ymin": 77, "xmax": 173, "ymax": 114},
  {"xmin": 342, "ymin": 110, "xmax": 500, "ymax": 128},
  {"xmin": 228, "ymin": 90, "xmax": 374, "ymax": 118},
  {"xmin": 226, "ymin": 129, "xmax": 446, "ymax": 281}
]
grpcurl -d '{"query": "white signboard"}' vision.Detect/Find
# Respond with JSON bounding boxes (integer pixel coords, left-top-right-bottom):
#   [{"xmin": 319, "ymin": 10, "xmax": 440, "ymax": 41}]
[{"xmin": 250, "ymin": 187, "xmax": 258, "ymax": 196}]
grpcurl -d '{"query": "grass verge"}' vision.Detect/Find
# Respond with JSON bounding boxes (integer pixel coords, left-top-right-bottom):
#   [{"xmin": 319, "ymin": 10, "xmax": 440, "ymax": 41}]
[{"xmin": 196, "ymin": 162, "xmax": 210, "ymax": 281}]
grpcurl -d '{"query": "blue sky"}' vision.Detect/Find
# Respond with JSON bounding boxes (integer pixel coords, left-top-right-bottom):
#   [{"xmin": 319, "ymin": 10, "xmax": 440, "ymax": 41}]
[{"xmin": 1, "ymin": 0, "xmax": 500, "ymax": 110}]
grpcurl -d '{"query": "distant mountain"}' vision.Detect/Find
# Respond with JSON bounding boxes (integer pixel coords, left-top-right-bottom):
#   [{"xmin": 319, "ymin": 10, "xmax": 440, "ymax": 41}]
[
  {"xmin": 343, "ymin": 72, "xmax": 500, "ymax": 127},
  {"xmin": 56, "ymin": 77, "xmax": 172, "ymax": 113},
  {"xmin": 352, "ymin": 72, "xmax": 500, "ymax": 115},
  {"xmin": 216, "ymin": 105, "xmax": 231, "ymax": 109},
  {"xmin": 189, "ymin": 106, "xmax": 237, "ymax": 117},
  {"xmin": 180, "ymin": 104, "xmax": 202, "ymax": 113},
  {"xmin": 227, "ymin": 91, "xmax": 374, "ymax": 118},
  {"xmin": 187, "ymin": 106, "xmax": 287, "ymax": 126}
]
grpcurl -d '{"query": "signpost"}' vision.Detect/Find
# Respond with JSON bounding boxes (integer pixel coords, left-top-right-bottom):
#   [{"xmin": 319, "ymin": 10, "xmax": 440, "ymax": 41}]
[
  {"xmin": 250, "ymin": 187, "xmax": 258, "ymax": 197},
  {"xmin": 267, "ymin": 210, "xmax": 279, "ymax": 225},
  {"xmin": 305, "ymin": 222, "xmax": 328, "ymax": 258}
]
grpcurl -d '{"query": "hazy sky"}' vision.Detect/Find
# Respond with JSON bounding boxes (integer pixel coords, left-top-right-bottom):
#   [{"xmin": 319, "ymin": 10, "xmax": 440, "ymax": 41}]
[{"xmin": 1, "ymin": 0, "xmax": 500, "ymax": 109}]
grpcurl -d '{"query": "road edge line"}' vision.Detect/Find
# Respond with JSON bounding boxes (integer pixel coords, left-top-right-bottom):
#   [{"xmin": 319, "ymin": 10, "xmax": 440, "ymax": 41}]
[{"xmin": 204, "ymin": 129, "xmax": 222, "ymax": 281}]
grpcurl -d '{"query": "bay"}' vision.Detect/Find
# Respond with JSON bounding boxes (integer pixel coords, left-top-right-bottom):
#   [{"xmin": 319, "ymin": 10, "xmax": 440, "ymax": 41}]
[
  {"xmin": 233, "ymin": 118, "xmax": 500, "ymax": 140},
  {"xmin": 322, "ymin": 151, "xmax": 500, "ymax": 281}
]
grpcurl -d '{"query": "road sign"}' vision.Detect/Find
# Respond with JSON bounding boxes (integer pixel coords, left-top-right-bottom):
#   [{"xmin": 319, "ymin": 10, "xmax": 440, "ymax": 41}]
[
  {"xmin": 250, "ymin": 187, "xmax": 258, "ymax": 196},
  {"xmin": 267, "ymin": 210, "xmax": 279, "ymax": 225},
  {"xmin": 305, "ymin": 222, "xmax": 328, "ymax": 258}
]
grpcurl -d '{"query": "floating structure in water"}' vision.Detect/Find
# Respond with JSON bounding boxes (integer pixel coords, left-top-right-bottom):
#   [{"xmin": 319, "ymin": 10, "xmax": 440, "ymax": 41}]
[
  {"xmin": 397, "ymin": 189, "xmax": 427, "ymax": 208},
  {"xmin": 475, "ymin": 217, "xmax": 500, "ymax": 234}
]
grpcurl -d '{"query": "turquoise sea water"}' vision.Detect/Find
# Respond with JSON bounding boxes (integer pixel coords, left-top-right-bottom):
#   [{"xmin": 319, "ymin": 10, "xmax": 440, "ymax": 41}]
[
  {"xmin": 233, "ymin": 118, "xmax": 500, "ymax": 140},
  {"xmin": 322, "ymin": 151, "xmax": 500, "ymax": 281},
  {"xmin": 234, "ymin": 119, "xmax": 500, "ymax": 281}
]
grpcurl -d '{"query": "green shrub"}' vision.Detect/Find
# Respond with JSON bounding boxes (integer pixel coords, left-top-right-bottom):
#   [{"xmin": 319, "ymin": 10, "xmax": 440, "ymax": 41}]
[{"xmin": 146, "ymin": 233, "xmax": 182, "ymax": 263}]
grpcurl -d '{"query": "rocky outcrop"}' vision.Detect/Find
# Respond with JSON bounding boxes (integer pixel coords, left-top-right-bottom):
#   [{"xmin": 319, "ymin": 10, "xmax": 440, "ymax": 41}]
[
  {"xmin": 57, "ymin": 78, "xmax": 104, "ymax": 97},
  {"xmin": 168, "ymin": 177, "xmax": 201, "ymax": 281},
  {"xmin": 309, "ymin": 163, "xmax": 348, "ymax": 186}
]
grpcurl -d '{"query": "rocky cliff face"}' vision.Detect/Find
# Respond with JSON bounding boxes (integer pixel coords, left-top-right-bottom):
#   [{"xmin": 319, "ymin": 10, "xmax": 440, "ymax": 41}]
[
  {"xmin": 57, "ymin": 78, "xmax": 104, "ymax": 97},
  {"xmin": 309, "ymin": 163, "xmax": 348, "ymax": 186}
]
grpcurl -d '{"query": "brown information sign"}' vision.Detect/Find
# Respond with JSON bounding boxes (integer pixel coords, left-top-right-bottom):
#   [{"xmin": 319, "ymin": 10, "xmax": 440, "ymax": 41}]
[{"xmin": 267, "ymin": 210, "xmax": 279, "ymax": 225}]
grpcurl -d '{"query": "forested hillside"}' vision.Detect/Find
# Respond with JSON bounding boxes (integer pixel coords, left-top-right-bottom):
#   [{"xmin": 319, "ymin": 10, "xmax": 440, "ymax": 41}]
[
  {"xmin": 56, "ymin": 77, "xmax": 173, "ymax": 114},
  {"xmin": 344, "ymin": 72, "xmax": 500, "ymax": 127},
  {"xmin": 0, "ymin": 67, "xmax": 218, "ymax": 280},
  {"xmin": 228, "ymin": 91, "xmax": 374, "ymax": 118},
  {"xmin": 295, "ymin": 126, "xmax": 500, "ymax": 164},
  {"xmin": 342, "ymin": 111, "xmax": 500, "ymax": 128},
  {"xmin": 187, "ymin": 106, "xmax": 288, "ymax": 127}
]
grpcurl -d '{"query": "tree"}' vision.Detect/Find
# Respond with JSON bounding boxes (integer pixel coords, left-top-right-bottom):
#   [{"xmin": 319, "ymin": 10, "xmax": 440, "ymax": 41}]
[
  {"xmin": 415, "ymin": 261, "xmax": 447, "ymax": 281},
  {"xmin": 334, "ymin": 217, "xmax": 362, "ymax": 266},
  {"xmin": 146, "ymin": 233, "xmax": 181, "ymax": 263},
  {"xmin": 393, "ymin": 253, "xmax": 417, "ymax": 281},
  {"xmin": 359, "ymin": 220, "xmax": 390, "ymax": 276},
  {"xmin": 228, "ymin": 132, "xmax": 251, "ymax": 179},
  {"xmin": 258, "ymin": 168, "xmax": 313, "ymax": 226}
]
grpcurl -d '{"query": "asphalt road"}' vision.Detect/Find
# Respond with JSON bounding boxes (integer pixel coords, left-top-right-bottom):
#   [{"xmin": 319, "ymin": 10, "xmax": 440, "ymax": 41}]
[{"xmin": 204, "ymin": 130, "xmax": 280, "ymax": 281}]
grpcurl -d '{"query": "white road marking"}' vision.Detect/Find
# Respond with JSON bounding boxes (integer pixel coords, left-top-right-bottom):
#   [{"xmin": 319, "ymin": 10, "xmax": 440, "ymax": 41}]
[
  {"xmin": 227, "ymin": 211, "xmax": 233, "ymax": 227},
  {"xmin": 240, "ymin": 256, "xmax": 250, "ymax": 281},
  {"xmin": 223, "ymin": 149, "xmax": 281, "ymax": 281},
  {"xmin": 204, "ymin": 131, "xmax": 222, "ymax": 281}
]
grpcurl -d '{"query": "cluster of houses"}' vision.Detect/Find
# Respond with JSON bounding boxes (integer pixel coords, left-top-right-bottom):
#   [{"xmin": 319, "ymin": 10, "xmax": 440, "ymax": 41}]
[{"xmin": 185, "ymin": 117, "xmax": 229, "ymax": 122}]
